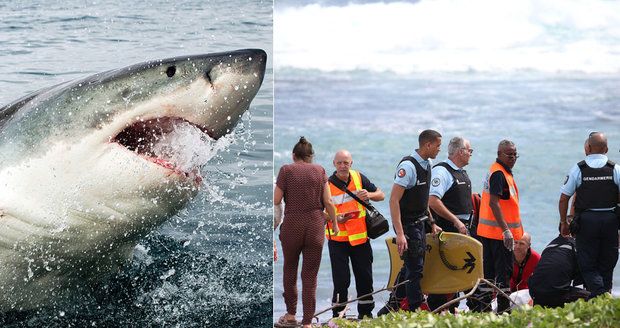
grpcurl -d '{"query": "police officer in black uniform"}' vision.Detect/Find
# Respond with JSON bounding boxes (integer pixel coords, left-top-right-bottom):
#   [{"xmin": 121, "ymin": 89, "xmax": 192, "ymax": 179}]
[
  {"xmin": 528, "ymin": 224, "xmax": 590, "ymax": 307},
  {"xmin": 558, "ymin": 131, "xmax": 620, "ymax": 299},
  {"xmin": 426, "ymin": 136, "xmax": 474, "ymax": 311},
  {"xmin": 389, "ymin": 129, "xmax": 442, "ymax": 311}
]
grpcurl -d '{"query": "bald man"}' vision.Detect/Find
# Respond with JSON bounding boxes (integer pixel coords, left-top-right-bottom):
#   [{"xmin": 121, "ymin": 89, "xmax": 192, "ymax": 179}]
[
  {"xmin": 326, "ymin": 150, "xmax": 384, "ymax": 319},
  {"xmin": 559, "ymin": 132, "xmax": 620, "ymax": 299},
  {"xmin": 510, "ymin": 232, "xmax": 540, "ymax": 292}
]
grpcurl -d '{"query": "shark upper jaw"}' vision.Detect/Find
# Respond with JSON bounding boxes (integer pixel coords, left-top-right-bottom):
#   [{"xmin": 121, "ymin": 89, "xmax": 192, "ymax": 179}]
[{"xmin": 102, "ymin": 74, "xmax": 249, "ymax": 185}]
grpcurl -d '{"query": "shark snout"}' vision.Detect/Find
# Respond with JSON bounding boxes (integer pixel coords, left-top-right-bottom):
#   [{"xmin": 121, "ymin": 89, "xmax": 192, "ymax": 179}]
[
  {"xmin": 199, "ymin": 49, "xmax": 266, "ymax": 139},
  {"xmin": 205, "ymin": 48, "xmax": 266, "ymax": 85}
]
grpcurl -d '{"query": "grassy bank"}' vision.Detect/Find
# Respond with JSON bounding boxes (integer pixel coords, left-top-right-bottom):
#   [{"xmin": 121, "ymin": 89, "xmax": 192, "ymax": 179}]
[{"xmin": 331, "ymin": 295, "xmax": 620, "ymax": 327}]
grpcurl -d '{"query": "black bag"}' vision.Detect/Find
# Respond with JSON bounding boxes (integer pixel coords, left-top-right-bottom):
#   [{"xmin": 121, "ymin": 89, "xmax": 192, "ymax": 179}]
[
  {"xmin": 364, "ymin": 205, "xmax": 390, "ymax": 239},
  {"xmin": 328, "ymin": 176, "xmax": 389, "ymax": 239}
]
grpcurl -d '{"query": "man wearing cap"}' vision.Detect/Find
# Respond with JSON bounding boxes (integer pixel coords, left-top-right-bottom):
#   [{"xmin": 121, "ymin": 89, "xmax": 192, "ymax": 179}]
[{"xmin": 558, "ymin": 132, "xmax": 620, "ymax": 299}]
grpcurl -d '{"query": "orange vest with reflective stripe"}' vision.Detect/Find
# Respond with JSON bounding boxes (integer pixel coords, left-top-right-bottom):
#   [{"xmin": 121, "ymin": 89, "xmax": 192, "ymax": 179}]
[
  {"xmin": 477, "ymin": 162, "xmax": 523, "ymax": 241},
  {"xmin": 325, "ymin": 170, "xmax": 368, "ymax": 245}
]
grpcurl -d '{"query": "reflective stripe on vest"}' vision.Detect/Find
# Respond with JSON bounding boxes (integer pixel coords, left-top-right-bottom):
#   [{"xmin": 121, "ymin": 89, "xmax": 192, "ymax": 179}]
[
  {"xmin": 476, "ymin": 162, "xmax": 523, "ymax": 241},
  {"xmin": 477, "ymin": 219, "xmax": 522, "ymax": 229},
  {"xmin": 326, "ymin": 169, "xmax": 368, "ymax": 245}
]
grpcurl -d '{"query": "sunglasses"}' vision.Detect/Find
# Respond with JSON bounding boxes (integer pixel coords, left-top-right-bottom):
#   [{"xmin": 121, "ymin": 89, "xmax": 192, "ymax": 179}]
[{"xmin": 501, "ymin": 151, "xmax": 519, "ymax": 159}]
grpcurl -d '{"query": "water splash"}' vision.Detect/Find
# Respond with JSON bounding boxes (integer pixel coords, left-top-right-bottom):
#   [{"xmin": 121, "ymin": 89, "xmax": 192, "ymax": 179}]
[{"xmin": 151, "ymin": 122, "xmax": 234, "ymax": 173}]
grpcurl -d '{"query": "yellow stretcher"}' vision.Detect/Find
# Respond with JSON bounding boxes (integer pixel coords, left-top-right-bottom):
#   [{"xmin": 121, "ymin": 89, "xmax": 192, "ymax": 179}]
[{"xmin": 386, "ymin": 232, "xmax": 483, "ymax": 294}]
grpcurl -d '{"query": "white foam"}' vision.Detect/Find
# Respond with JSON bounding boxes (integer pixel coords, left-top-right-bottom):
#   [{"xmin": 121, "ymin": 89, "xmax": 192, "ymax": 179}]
[
  {"xmin": 151, "ymin": 122, "xmax": 233, "ymax": 173},
  {"xmin": 275, "ymin": 0, "xmax": 620, "ymax": 74}
]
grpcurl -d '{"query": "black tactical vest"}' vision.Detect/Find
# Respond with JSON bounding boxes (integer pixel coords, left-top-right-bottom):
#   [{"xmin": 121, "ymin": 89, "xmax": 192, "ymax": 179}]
[
  {"xmin": 430, "ymin": 162, "xmax": 473, "ymax": 230},
  {"xmin": 398, "ymin": 156, "xmax": 430, "ymax": 223},
  {"xmin": 575, "ymin": 160, "xmax": 618, "ymax": 211}
]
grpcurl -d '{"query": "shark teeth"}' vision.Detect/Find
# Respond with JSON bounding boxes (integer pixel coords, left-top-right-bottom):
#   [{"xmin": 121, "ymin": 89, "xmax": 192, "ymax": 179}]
[{"xmin": 148, "ymin": 157, "xmax": 203, "ymax": 184}]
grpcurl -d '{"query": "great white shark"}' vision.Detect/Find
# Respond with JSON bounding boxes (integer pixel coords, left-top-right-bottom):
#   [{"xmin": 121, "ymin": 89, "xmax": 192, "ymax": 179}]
[{"xmin": 0, "ymin": 49, "xmax": 266, "ymax": 312}]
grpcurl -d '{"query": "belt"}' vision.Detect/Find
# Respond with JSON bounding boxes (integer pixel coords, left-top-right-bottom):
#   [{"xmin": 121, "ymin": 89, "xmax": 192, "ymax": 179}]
[
  {"xmin": 579, "ymin": 208, "xmax": 615, "ymax": 213},
  {"xmin": 437, "ymin": 215, "xmax": 470, "ymax": 224},
  {"xmin": 402, "ymin": 215, "xmax": 428, "ymax": 226}
]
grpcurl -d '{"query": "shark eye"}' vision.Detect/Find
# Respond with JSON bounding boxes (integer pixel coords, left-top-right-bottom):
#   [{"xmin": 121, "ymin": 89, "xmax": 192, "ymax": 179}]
[{"xmin": 165, "ymin": 66, "xmax": 176, "ymax": 77}]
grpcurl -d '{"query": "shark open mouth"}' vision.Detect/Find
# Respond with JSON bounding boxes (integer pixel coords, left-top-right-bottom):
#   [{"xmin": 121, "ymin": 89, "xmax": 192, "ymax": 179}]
[{"xmin": 112, "ymin": 117, "xmax": 217, "ymax": 183}]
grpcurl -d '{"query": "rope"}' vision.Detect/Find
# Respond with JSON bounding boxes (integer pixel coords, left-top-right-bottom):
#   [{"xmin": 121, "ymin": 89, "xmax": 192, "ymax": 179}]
[
  {"xmin": 309, "ymin": 278, "xmax": 518, "ymax": 324},
  {"xmin": 431, "ymin": 278, "xmax": 518, "ymax": 314},
  {"xmin": 437, "ymin": 232, "xmax": 461, "ymax": 270},
  {"xmin": 312, "ymin": 280, "xmax": 410, "ymax": 321}
]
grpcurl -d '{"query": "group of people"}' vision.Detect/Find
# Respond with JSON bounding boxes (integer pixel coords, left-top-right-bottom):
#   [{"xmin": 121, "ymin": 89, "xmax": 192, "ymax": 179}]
[
  {"xmin": 274, "ymin": 130, "xmax": 620, "ymax": 326},
  {"xmin": 273, "ymin": 138, "xmax": 384, "ymax": 327}
]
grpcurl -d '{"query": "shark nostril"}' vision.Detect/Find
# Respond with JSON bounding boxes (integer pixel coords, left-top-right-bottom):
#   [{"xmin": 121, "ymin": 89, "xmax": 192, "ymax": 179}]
[{"xmin": 166, "ymin": 66, "xmax": 176, "ymax": 78}]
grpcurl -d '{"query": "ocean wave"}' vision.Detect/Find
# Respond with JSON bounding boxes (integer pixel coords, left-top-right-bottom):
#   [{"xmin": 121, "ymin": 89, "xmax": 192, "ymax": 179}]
[{"xmin": 275, "ymin": 0, "xmax": 620, "ymax": 74}]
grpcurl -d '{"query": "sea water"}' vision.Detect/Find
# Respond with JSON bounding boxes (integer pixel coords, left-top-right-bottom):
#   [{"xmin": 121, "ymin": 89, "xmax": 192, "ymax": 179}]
[
  {"xmin": 0, "ymin": 0, "xmax": 272, "ymax": 326},
  {"xmin": 274, "ymin": 0, "xmax": 620, "ymax": 321}
]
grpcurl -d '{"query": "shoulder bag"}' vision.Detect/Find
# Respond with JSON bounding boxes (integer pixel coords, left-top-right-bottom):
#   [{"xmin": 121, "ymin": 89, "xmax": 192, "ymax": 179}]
[{"xmin": 328, "ymin": 176, "xmax": 389, "ymax": 239}]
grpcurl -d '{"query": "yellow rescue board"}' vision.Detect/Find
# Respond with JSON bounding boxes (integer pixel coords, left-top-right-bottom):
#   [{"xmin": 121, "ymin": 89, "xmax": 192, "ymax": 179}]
[{"xmin": 386, "ymin": 232, "xmax": 483, "ymax": 294}]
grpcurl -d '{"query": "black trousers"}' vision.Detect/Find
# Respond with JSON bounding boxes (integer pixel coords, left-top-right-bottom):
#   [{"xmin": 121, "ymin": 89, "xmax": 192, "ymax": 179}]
[
  {"xmin": 476, "ymin": 236, "xmax": 513, "ymax": 313},
  {"xmin": 402, "ymin": 221, "xmax": 426, "ymax": 311},
  {"xmin": 328, "ymin": 239, "xmax": 374, "ymax": 318},
  {"xmin": 427, "ymin": 293, "xmax": 457, "ymax": 313},
  {"xmin": 531, "ymin": 287, "xmax": 590, "ymax": 308},
  {"xmin": 575, "ymin": 211, "xmax": 619, "ymax": 298}
]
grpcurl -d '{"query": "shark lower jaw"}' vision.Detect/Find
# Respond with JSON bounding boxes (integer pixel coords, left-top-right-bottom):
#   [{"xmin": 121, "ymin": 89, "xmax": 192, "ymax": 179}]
[{"xmin": 111, "ymin": 116, "xmax": 213, "ymax": 185}]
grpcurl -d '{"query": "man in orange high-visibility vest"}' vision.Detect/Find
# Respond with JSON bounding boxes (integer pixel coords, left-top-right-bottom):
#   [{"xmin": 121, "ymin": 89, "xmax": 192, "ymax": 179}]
[
  {"xmin": 476, "ymin": 139, "xmax": 523, "ymax": 313},
  {"xmin": 326, "ymin": 149, "xmax": 385, "ymax": 319}
]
